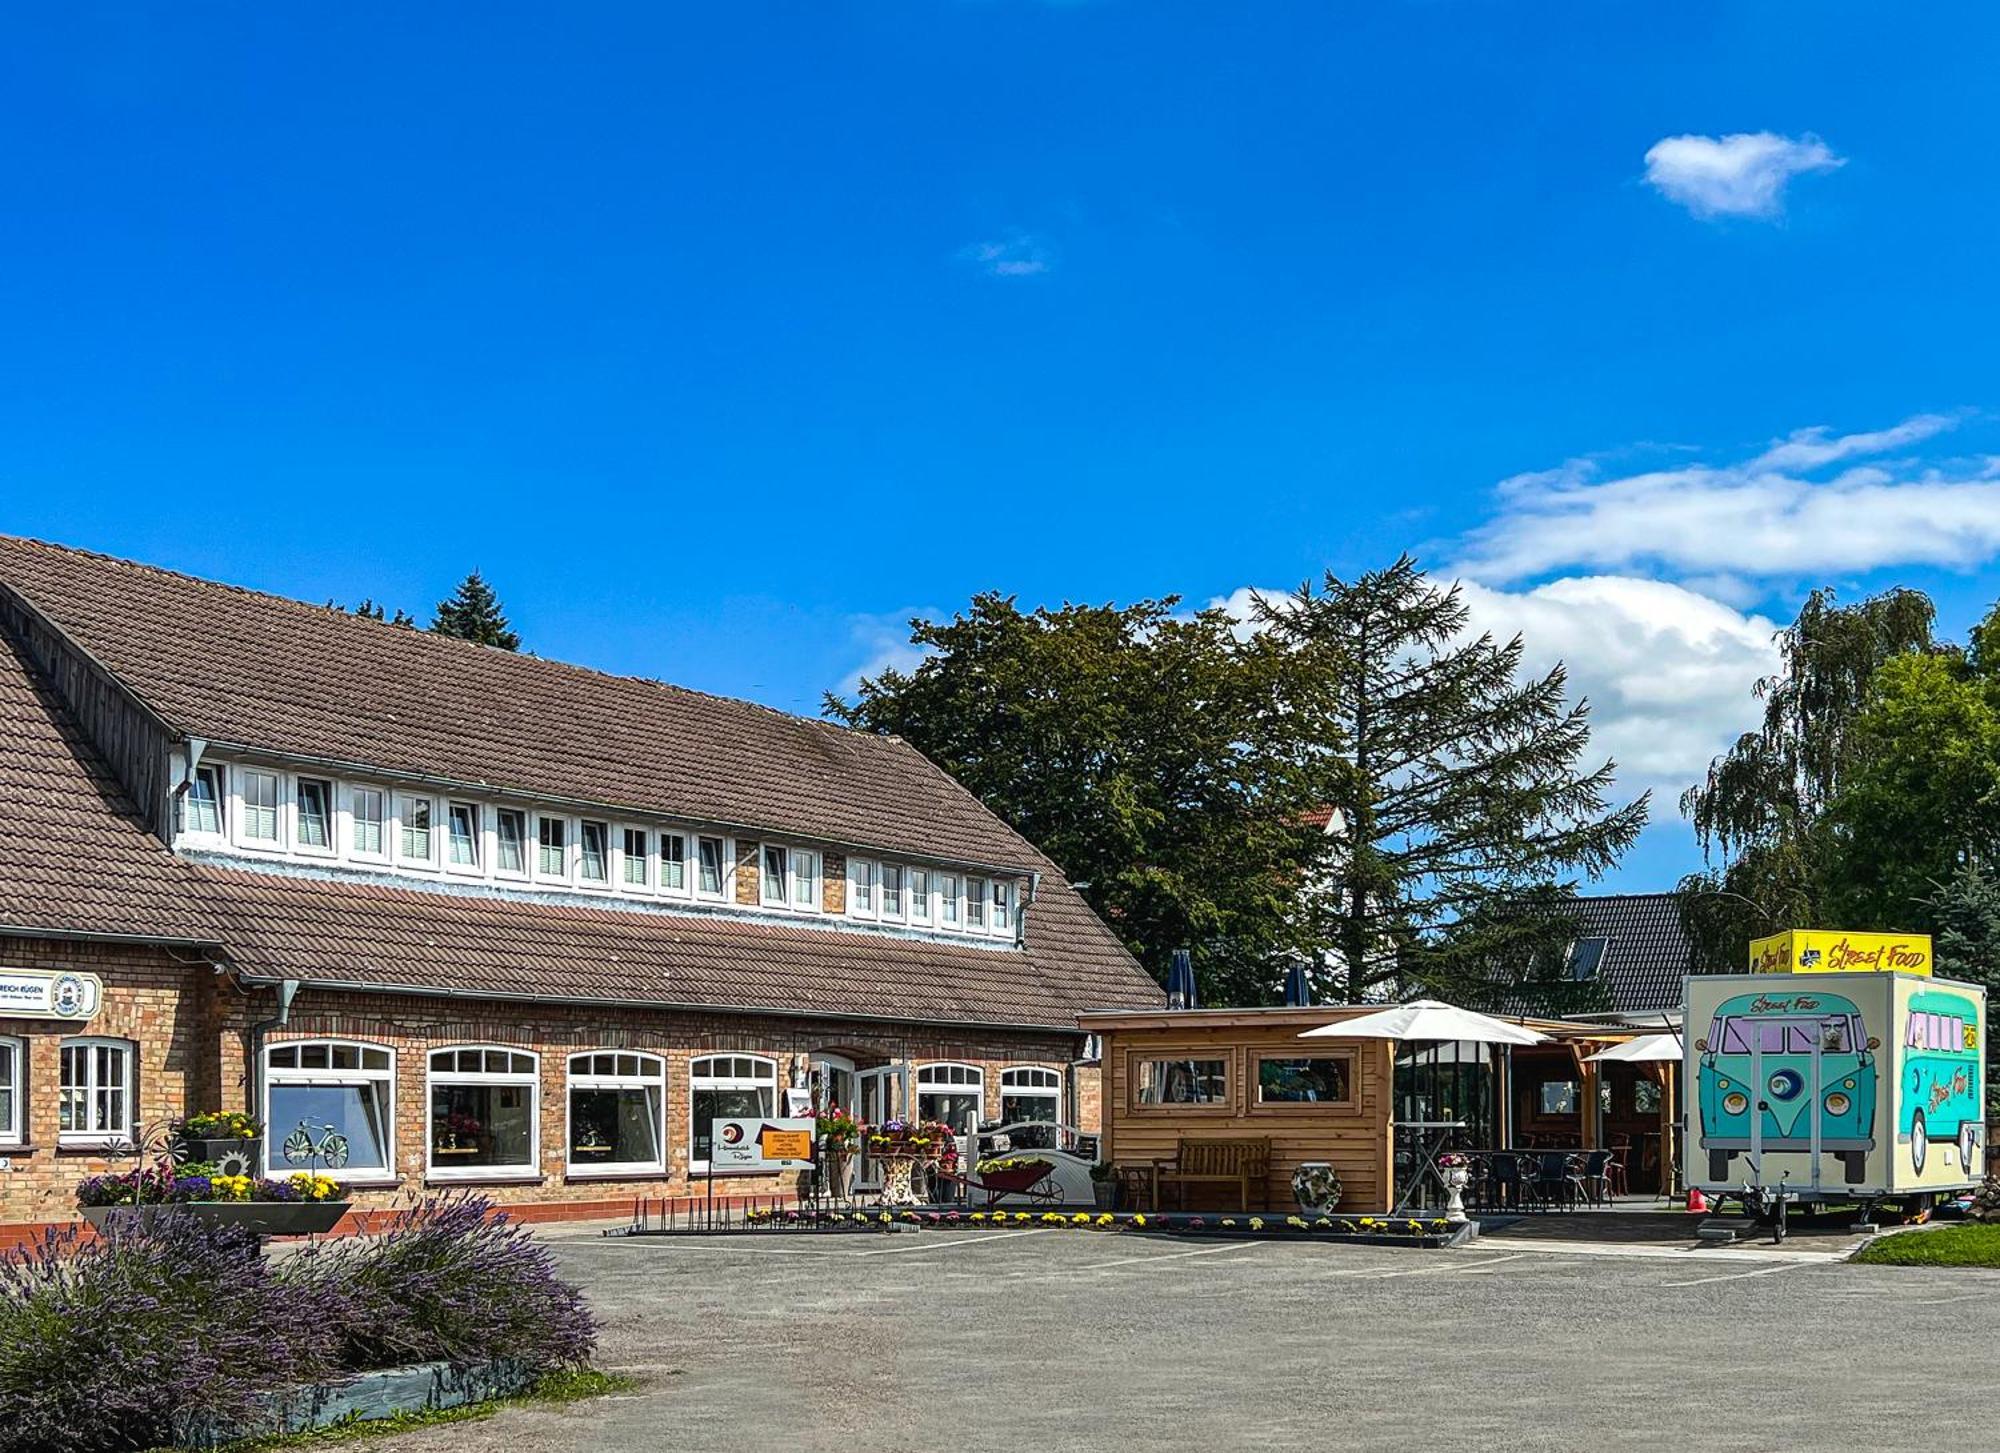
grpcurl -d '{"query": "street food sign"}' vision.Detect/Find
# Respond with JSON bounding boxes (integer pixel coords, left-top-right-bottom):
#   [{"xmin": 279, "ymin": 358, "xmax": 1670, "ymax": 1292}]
[
  {"xmin": 0, "ymin": 969, "xmax": 102, "ymax": 1020},
  {"xmin": 1750, "ymin": 930, "xmax": 1933, "ymax": 978},
  {"xmin": 709, "ymin": 1117, "xmax": 815, "ymax": 1171}
]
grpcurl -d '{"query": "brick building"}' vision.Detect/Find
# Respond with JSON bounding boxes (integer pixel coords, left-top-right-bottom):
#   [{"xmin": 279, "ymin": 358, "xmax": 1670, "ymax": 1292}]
[{"xmin": 0, "ymin": 536, "xmax": 1161, "ymax": 1226}]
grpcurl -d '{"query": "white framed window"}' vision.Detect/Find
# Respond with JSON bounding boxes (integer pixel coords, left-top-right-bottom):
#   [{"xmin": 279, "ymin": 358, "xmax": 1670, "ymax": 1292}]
[
  {"xmin": 567, "ymin": 1050, "xmax": 667, "ymax": 1175},
  {"xmin": 688, "ymin": 1054, "xmax": 778, "ymax": 1171},
  {"xmin": 428, "ymin": 1046, "xmax": 540, "ymax": 1179},
  {"xmin": 264, "ymin": 1040, "xmax": 396, "ymax": 1179},
  {"xmin": 237, "ymin": 768, "xmax": 281, "ymax": 846},
  {"xmin": 495, "ymin": 808, "xmax": 528, "ymax": 877},
  {"xmin": 537, "ymin": 815, "xmax": 569, "ymax": 881},
  {"xmin": 908, "ymin": 868, "xmax": 933, "ymax": 926},
  {"xmin": 696, "ymin": 836, "xmax": 727, "ymax": 898},
  {"xmin": 940, "ymin": 873, "xmax": 963, "ymax": 929},
  {"xmin": 881, "ymin": 864, "xmax": 906, "ymax": 921},
  {"xmin": 1000, "ymin": 1066, "xmax": 1062, "ymax": 1126},
  {"xmin": 398, "ymin": 794, "xmax": 436, "ymax": 864},
  {"xmin": 579, "ymin": 820, "xmax": 610, "ymax": 885},
  {"xmin": 348, "ymin": 785, "xmax": 387, "ymax": 859},
  {"xmin": 58, "ymin": 1036, "xmax": 135, "ymax": 1145},
  {"xmin": 791, "ymin": 849, "xmax": 820, "ymax": 912},
  {"xmin": 992, "ymin": 880, "xmax": 1016, "ymax": 935},
  {"xmin": 967, "ymin": 875, "xmax": 988, "ymax": 930},
  {"xmin": 0, "ymin": 1037, "xmax": 22, "ymax": 1146},
  {"xmin": 849, "ymin": 860, "xmax": 878, "ymax": 918},
  {"xmin": 622, "ymin": 828, "xmax": 651, "ymax": 888},
  {"xmin": 660, "ymin": 833, "xmax": 688, "ymax": 893},
  {"xmin": 760, "ymin": 845, "xmax": 788, "ymax": 907},
  {"xmin": 915, "ymin": 1062, "xmax": 984, "ymax": 1134},
  {"xmin": 185, "ymin": 764, "xmax": 225, "ymax": 838},
  {"xmin": 295, "ymin": 777, "xmax": 334, "ymax": 854},
  {"xmin": 447, "ymin": 802, "xmax": 481, "ymax": 870}
]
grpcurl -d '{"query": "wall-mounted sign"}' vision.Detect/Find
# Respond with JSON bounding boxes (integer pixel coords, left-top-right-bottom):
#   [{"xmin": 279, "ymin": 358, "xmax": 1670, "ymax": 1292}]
[
  {"xmin": 708, "ymin": 1117, "xmax": 816, "ymax": 1172},
  {"xmin": 1750, "ymin": 930, "xmax": 1933, "ymax": 977},
  {"xmin": 0, "ymin": 969, "xmax": 103, "ymax": 1020}
]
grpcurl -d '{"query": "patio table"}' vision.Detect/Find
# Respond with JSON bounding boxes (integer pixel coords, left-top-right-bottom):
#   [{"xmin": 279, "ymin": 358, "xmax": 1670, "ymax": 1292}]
[{"xmin": 1391, "ymin": 1120, "xmax": 1467, "ymax": 1214}]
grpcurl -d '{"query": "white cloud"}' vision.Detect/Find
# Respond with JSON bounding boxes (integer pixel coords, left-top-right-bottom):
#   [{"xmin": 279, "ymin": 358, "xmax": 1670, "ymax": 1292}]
[
  {"xmin": 1643, "ymin": 131, "xmax": 1844, "ymax": 219},
  {"xmin": 957, "ymin": 230, "xmax": 1052, "ymax": 277},
  {"xmin": 1457, "ymin": 412, "xmax": 2000, "ymax": 584},
  {"xmin": 839, "ymin": 608, "xmax": 939, "ymax": 693}
]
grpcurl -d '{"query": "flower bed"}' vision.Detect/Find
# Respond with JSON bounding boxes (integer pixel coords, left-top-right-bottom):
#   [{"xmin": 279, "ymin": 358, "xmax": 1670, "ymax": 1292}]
[
  {"xmin": 744, "ymin": 1206, "xmax": 1457, "ymax": 1242},
  {"xmin": 0, "ymin": 1195, "xmax": 599, "ymax": 1453}
]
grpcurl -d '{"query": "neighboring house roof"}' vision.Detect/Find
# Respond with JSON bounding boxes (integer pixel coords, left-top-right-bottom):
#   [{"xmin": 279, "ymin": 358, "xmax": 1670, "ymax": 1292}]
[
  {"xmin": 0, "ymin": 629, "xmax": 221, "ymax": 945},
  {"xmin": 0, "ymin": 535, "xmax": 1162, "ymax": 1027},
  {"xmin": 0, "ymin": 534, "xmax": 1035, "ymax": 871},
  {"xmin": 1567, "ymin": 892, "xmax": 1695, "ymax": 1017}
]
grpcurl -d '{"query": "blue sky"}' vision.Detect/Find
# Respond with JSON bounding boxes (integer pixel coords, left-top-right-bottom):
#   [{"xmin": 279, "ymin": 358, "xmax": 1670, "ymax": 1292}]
[{"xmin": 5, "ymin": 3, "xmax": 1998, "ymax": 893}]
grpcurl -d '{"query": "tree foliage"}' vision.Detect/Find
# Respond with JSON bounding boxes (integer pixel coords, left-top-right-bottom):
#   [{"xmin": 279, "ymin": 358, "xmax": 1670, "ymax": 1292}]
[
  {"xmin": 340, "ymin": 598, "xmax": 416, "ymax": 627},
  {"xmin": 430, "ymin": 571, "xmax": 521, "ymax": 650},
  {"xmin": 1260, "ymin": 557, "xmax": 1646, "ymax": 1000},
  {"xmin": 828, "ymin": 593, "xmax": 1333, "ymax": 1005}
]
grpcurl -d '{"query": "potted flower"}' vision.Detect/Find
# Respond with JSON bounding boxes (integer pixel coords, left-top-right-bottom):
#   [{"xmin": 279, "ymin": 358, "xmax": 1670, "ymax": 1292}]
[
  {"xmin": 176, "ymin": 1110, "xmax": 262, "ymax": 1177},
  {"xmin": 817, "ymin": 1107, "xmax": 860, "ymax": 1199},
  {"xmin": 1436, "ymin": 1152, "xmax": 1473, "ymax": 1224},
  {"xmin": 1290, "ymin": 1161, "xmax": 1343, "ymax": 1215},
  {"xmin": 435, "ymin": 1110, "xmax": 484, "ymax": 1155},
  {"xmin": 1089, "ymin": 1159, "xmax": 1120, "ymax": 1212},
  {"xmin": 77, "ymin": 1167, "xmax": 350, "ymax": 1237}
]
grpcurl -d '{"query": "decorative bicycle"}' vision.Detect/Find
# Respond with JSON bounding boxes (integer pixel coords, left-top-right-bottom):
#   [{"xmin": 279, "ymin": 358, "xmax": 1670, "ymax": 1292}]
[{"xmin": 280, "ymin": 1119, "xmax": 351, "ymax": 1171}]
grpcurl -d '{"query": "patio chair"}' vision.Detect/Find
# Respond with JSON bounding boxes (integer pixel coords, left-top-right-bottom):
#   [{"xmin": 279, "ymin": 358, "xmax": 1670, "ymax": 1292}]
[
  {"xmin": 1606, "ymin": 1137, "xmax": 1632, "ymax": 1198},
  {"xmin": 1483, "ymin": 1153, "xmax": 1523, "ymax": 1211},
  {"xmin": 1531, "ymin": 1152, "xmax": 1576, "ymax": 1211},
  {"xmin": 1578, "ymin": 1149, "xmax": 1614, "ymax": 1207}
]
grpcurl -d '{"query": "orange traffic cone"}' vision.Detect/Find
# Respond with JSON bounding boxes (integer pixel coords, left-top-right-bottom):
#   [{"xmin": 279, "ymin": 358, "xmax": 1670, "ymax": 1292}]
[{"xmin": 1686, "ymin": 1186, "xmax": 1710, "ymax": 1214}]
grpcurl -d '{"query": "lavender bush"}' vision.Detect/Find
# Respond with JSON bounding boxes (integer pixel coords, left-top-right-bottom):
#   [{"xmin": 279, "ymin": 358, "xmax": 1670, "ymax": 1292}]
[
  {"xmin": 0, "ymin": 1215, "xmax": 341, "ymax": 1452},
  {"xmin": 279, "ymin": 1196, "xmax": 597, "ymax": 1372}
]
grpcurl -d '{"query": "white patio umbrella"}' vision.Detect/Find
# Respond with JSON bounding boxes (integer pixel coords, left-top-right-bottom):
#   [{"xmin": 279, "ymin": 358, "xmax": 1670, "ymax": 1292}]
[
  {"xmin": 1298, "ymin": 998, "xmax": 1549, "ymax": 1046},
  {"xmin": 1583, "ymin": 1032, "xmax": 1682, "ymax": 1064}
]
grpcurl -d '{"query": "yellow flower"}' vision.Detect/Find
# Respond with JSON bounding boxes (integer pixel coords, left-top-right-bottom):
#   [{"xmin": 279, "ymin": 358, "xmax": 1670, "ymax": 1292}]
[
  {"xmin": 1095, "ymin": 1213, "xmax": 1113, "ymax": 1227},
  {"xmin": 1286, "ymin": 1215, "xmax": 1306, "ymax": 1229},
  {"xmin": 288, "ymin": 1172, "xmax": 339, "ymax": 1202},
  {"xmin": 970, "ymin": 1211, "xmax": 986, "ymax": 1222},
  {"xmin": 210, "ymin": 1174, "xmax": 253, "ymax": 1202},
  {"xmin": 1248, "ymin": 1217, "xmax": 1265, "ymax": 1231},
  {"xmin": 1132, "ymin": 1214, "xmax": 1147, "ymax": 1228},
  {"xmin": 1071, "ymin": 1212, "xmax": 1091, "ymax": 1225},
  {"xmin": 1013, "ymin": 1212, "xmax": 1029, "ymax": 1222}
]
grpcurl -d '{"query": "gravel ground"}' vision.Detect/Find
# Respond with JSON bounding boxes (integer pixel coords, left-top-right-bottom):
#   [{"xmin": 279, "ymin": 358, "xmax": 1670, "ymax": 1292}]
[{"xmin": 382, "ymin": 1223, "xmax": 1997, "ymax": 1453}]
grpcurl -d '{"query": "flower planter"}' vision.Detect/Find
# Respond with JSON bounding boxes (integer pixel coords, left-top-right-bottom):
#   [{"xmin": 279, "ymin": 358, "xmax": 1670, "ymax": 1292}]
[
  {"xmin": 183, "ymin": 1137, "xmax": 261, "ymax": 1176},
  {"xmin": 81, "ymin": 1201, "xmax": 351, "ymax": 1237},
  {"xmin": 1291, "ymin": 1161, "xmax": 1343, "ymax": 1215}
]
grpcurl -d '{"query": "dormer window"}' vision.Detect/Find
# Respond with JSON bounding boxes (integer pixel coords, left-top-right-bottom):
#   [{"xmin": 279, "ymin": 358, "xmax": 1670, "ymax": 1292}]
[
  {"xmin": 760, "ymin": 845, "xmax": 789, "ymax": 907},
  {"xmin": 791, "ymin": 850, "xmax": 820, "ymax": 911},
  {"xmin": 696, "ymin": 836, "xmax": 726, "ymax": 898},
  {"xmin": 881, "ymin": 864, "xmax": 905, "ymax": 921},
  {"xmin": 660, "ymin": 833, "xmax": 687, "ymax": 892},
  {"xmin": 850, "ymin": 860, "xmax": 877, "ymax": 917},
  {"xmin": 239, "ymin": 768, "xmax": 281, "ymax": 845},
  {"xmin": 580, "ymin": 820, "xmax": 610, "ymax": 884},
  {"xmin": 992, "ymin": 879, "xmax": 1015, "ymax": 935},
  {"xmin": 296, "ymin": 778, "xmax": 333, "ymax": 852},
  {"xmin": 622, "ymin": 829, "xmax": 650, "ymax": 888},
  {"xmin": 908, "ymin": 868, "xmax": 932, "ymax": 926},
  {"xmin": 398, "ymin": 795, "xmax": 435, "ymax": 863},
  {"xmin": 349, "ymin": 786, "xmax": 386, "ymax": 858},
  {"xmin": 940, "ymin": 873, "xmax": 962, "ymax": 928},
  {"xmin": 495, "ymin": 808, "xmax": 527, "ymax": 876},
  {"xmin": 537, "ymin": 816, "xmax": 568, "ymax": 880},
  {"xmin": 967, "ymin": 876, "xmax": 988, "ymax": 930},
  {"xmin": 447, "ymin": 803, "xmax": 480, "ymax": 869},
  {"xmin": 186, "ymin": 764, "xmax": 224, "ymax": 837}
]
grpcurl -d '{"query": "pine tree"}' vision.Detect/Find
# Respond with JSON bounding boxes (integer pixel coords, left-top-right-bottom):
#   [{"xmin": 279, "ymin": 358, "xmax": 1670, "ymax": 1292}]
[
  {"xmin": 430, "ymin": 571, "xmax": 520, "ymax": 650},
  {"xmin": 1257, "ymin": 556, "xmax": 1647, "ymax": 1000}
]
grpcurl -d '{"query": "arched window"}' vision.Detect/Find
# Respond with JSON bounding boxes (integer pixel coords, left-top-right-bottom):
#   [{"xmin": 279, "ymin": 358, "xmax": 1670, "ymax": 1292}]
[
  {"xmin": 567, "ymin": 1051, "xmax": 667, "ymax": 1174},
  {"xmin": 915, "ymin": 1062, "xmax": 984, "ymax": 1133},
  {"xmin": 263, "ymin": 1039, "xmax": 395, "ymax": 1177},
  {"xmin": 688, "ymin": 1054, "xmax": 778, "ymax": 1170},
  {"xmin": 427, "ymin": 1046, "xmax": 540, "ymax": 1179},
  {"xmin": 999, "ymin": 1066, "xmax": 1062, "ymax": 1126},
  {"xmin": 58, "ymin": 1036, "xmax": 137, "ymax": 1146}
]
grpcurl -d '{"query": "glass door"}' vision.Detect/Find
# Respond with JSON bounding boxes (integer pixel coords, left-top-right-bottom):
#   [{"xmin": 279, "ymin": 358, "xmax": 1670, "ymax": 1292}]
[{"xmin": 856, "ymin": 1064, "xmax": 905, "ymax": 1190}]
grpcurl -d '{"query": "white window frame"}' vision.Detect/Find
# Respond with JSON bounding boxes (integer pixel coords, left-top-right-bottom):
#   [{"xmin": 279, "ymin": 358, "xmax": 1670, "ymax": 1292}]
[
  {"xmin": 881, "ymin": 863, "xmax": 906, "ymax": 922},
  {"xmin": 0, "ymin": 1036, "xmax": 23, "ymax": 1146},
  {"xmin": 233, "ymin": 767, "xmax": 284, "ymax": 850},
  {"xmin": 967, "ymin": 874, "xmax": 988, "ymax": 930},
  {"xmin": 907, "ymin": 868, "xmax": 933, "ymax": 926},
  {"xmin": 620, "ymin": 827, "xmax": 652, "ymax": 891},
  {"xmin": 991, "ymin": 879, "xmax": 1016, "ymax": 936},
  {"xmin": 914, "ymin": 1061, "xmax": 984, "ymax": 1131},
  {"xmin": 397, "ymin": 792, "xmax": 438, "ymax": 868},
  {"xmin": 578, "ymin": 819, "xmax": 612, "ymax": 888},
  {"xmin": 659, "ymin": 833, "xmax": 689, "ymax": 896},
  {"xmin": 790, "ymin": 849, "xmax": 821, "ymax": 913},
  {"xmin": 999, "ymin": 1065, "xmax": 1062, "ymax": 1126},
  {"xmin": 759, "ymin": 844, "xmax": 789, "ymax": 907},
  {"xmin": 346, "ymin": 784, "xmax": 389, "ymax": 862},
  {"xmin": 426, "ymin": 1045, "xmax": 542, "ymax": 1182},
  {"xmin": 445, "ymin": 801, "xmax": 482, "ymax": 874},
  {"xmin": 848, "ymin": 859, "xmax": 878, "ymax": 919},
  {"xmin": 262, "ymin": 1039, "xmax": 398, "ymax": 1182},
  {"xmin": 536, "ymin": 814, "xmax": 571, "ymax": 884},
  {"xmin": 696, "ymin": 836, "xmax": 728, "ymax": 900},
  {"xmin": 565, "ymin": 1050, "xmax": 668, "ymax": 1176},
  {"xmin": 293, "ymin": 776, "xmax": 336, "ymax": 856},
  {"xmin": 57, "ymin": 1036, "xmax": 136, "ymax": 1146},
  {"xmin": 493, "ymin": 807, "xmax": 529, "ymax": 879},
  {"xmin": 183, "ymin": 763, "xmax": 226, "ymax": 841},
  {"xmin": 687, "ymin": 1053, "xmax": 779, "ymax": 1174}
]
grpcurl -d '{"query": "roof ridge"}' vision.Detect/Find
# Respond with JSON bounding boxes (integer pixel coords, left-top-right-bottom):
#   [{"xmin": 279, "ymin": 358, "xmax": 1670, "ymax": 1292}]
[{"xmin": 0, "ymin": 532, "xmax": 876, "ymax": 746}]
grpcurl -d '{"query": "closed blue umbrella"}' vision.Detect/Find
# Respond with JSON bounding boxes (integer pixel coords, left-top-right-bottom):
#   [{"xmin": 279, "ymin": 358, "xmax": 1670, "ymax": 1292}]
[
  {"xmin": 1284, "ymin": 963, "xmax": 1313, "ymax": 1007},
  {"xmin": 1167, "ymin": 948, "xmax": 1198, "ymax": 1009}
]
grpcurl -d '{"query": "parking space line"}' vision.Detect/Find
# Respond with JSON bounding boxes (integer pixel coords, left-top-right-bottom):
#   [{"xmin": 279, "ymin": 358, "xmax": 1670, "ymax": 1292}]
[
  {"xmin": 1078, "ymin": 1241, "xmax": 1265, "ymax": 1272},
  {"xmin": 851, "ymin": 1228, "xmax": 1053, "ymax": 1256},
  {"xmin": 1366, "ymin": 1253, "xmax": 1533, "ymax": 1278},
  {"xmin": 1662, "ymin": 1262, "xmax": 1811, "ymax": 1288}
]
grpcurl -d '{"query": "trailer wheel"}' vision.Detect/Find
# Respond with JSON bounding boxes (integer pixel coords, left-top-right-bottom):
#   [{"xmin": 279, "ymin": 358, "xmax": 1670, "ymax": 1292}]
[
  {"xmin": 1911, "ymin": 1112, "xmax": 1928, "ymax": 1175},
  {"xmin": 1708, "ymin": 1150, "xmax": 1730, "ymax": 1182}
]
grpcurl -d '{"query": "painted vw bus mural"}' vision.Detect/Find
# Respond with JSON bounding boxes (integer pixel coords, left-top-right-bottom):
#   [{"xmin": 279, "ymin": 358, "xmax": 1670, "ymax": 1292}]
[
  {"xmin": 1694, "ymin": 989, "xmax": 1877, "ymax": 1185},
  {"xmin": 1901, "ymin": 988, "xmax": 1981, "ymax": 1178}
]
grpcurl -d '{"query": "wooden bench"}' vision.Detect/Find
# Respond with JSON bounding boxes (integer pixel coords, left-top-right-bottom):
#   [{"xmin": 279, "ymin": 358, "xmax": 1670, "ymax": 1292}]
[{"xmin": 1150, "ymin": 1136, "xmax": 1273, "ymax": 1212}]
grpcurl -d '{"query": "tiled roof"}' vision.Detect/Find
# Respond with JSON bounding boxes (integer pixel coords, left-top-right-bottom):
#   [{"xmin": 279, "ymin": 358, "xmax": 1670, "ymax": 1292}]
[
  {"xmin": 0, "ymin": 535, "xmax": 1036, "ymax": 871},
  {"xmin": 1570, "ymin": 892, "xmax": 1696, "ymax": 1016},
  {"xmin": 194, "ymin": 862, "xmax": 1152, "ymax": 1030},
  {"xmin": 0, "ymin": 630, "xmax": 220, "ymax": 944}
]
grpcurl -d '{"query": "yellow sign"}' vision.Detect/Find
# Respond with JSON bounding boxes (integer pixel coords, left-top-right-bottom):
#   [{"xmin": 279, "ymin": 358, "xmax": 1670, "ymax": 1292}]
[
  {"xmin": 760, "ymin": 1129, "xmax": 813, "ymax": 1162},
  {"xmin": 1749, "ymin": 929, "xmax": 1933, "ymax": 977}
]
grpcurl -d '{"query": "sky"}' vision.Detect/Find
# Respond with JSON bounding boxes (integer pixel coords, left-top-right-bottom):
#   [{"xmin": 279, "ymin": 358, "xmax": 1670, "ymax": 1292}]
[{"xmin": 4, "ymin": 3, "xmax": 1998, "ymax": 894}]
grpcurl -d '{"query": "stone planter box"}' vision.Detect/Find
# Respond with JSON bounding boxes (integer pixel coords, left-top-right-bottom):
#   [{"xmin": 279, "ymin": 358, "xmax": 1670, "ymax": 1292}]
[
  {"xmin": 181, "ymin": 1136, "xmax": 261, "ymax": 1174},
  {"xmin": 184, "ymin": 1358, "xmax": 538, "ymax": 1446},
  {"xmin": 80, "ymin": 1201, "xmax": 351, "ymax": 1237}
]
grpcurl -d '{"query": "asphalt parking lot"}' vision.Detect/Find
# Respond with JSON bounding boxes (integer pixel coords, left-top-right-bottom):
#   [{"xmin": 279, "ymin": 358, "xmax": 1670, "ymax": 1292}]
[{"xmin": 392, "ymin": 1224, "xmax": 1999, "ymax": 1453}]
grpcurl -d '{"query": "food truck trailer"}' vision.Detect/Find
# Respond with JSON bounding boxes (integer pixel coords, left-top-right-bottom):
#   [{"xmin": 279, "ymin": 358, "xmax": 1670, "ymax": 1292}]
[{"xmin": 1685, "ymin": 930, "xmax": 1986, "ymax": 1237}]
